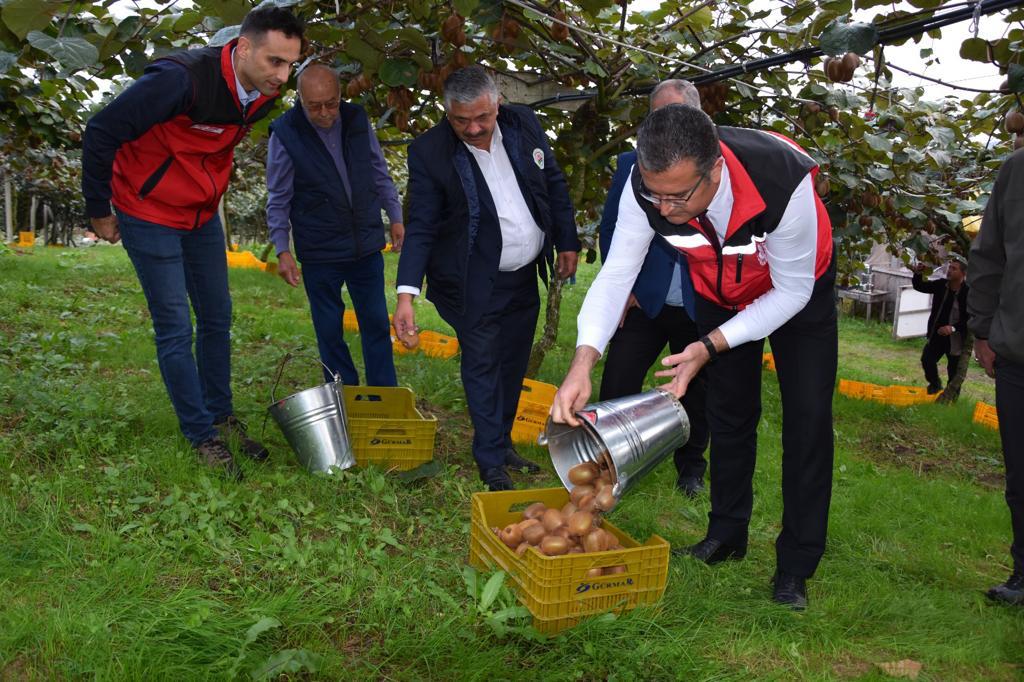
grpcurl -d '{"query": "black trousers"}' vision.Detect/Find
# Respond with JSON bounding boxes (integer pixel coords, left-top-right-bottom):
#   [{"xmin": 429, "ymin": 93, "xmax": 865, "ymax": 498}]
[
  {"xmin": 920, "ymin": 334, "xmax": 958, "ymax": 388},
  {"xmin": 599, "ymin": 305, "xmax": 709, "ymax": 480},
  {"xmin": 697, "ymin": 264, "xmax": 838, "ymax": 578},
  {"xmin": 446, "ymin": 266, "xmax": 539, "ymax": 475},
  {"xmin": 995, "ymin": 357, "xmax": 1024, "ymax": 573}
]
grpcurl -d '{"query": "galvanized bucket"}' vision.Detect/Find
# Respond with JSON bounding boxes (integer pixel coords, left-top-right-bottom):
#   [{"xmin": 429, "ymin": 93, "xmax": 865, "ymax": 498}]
[
  {"xmin": 541, "ymin": 389, "xmax": 689, "ymax": 498},
  {"xmin": 266, "ymin": 353, "xmax": 355, "ymax": 474}
]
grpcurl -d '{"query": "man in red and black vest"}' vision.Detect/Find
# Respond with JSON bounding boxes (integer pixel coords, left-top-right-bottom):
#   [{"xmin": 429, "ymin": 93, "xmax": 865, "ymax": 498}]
[
  {"xmin": 554, "ymin": 105, "xmax": 837, "ymax": 609},
  {"xmin": 81, "ymin": 7, "xmax": 304, "ymax": 480}
]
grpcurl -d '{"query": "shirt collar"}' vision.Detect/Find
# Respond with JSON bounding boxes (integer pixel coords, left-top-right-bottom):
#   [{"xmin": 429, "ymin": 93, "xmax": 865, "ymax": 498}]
[
  {"xmin": 463, "ymin": 123, "xmax": 503, "ymax": 155},
  {"xmin": 230, "ymin": 48, "xmax": 261, "ymax": 107}
]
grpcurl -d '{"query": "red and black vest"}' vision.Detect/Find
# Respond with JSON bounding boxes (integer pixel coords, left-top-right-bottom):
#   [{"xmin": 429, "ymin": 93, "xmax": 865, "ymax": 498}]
[
  {"xmin": 110, "ymin": 41, "xmax": 277, "ymax": 230},
  {"xmin": 631, "ymin": 127, "xmax": 833, "ymax": 310}
]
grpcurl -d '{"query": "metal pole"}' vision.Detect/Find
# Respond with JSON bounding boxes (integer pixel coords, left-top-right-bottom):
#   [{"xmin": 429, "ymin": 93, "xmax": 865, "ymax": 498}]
[{"xmin": 3, "ymin": 175, "xmax": 12, "ymax": 243}]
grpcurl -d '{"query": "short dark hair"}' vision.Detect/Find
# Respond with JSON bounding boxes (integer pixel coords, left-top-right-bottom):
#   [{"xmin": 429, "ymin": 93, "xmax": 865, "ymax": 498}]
[
  {"xmin": 443, "ymin": 66, "xmax": 498, "ymax": 109},
  {"xmin": 240, "ymin": 6, "xmax": 304, "ymax": 42},
  {"xmin": 636, "ymin": 104, "xmax": 720, "ymax": 175}
]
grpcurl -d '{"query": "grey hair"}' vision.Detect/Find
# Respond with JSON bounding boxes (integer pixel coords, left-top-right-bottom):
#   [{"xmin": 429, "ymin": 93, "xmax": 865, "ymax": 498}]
[
  {"xmin": 296, "ymin": 63, "xmax": 339, "ymax": 95},
  {"xmin": 636, "ymin": 104, "xmax": 720, "ymax": 175},
  {"xmin": 650, "ymin": 79, "xmax": 700, "ymax": 109},
  {"xmin": 443, "ymin": 65, "xmax": 499, "ymax": 109}
]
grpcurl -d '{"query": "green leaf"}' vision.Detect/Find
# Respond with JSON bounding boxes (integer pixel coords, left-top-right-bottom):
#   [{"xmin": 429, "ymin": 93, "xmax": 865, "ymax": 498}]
[
  {"xmin": 397, "ymin": 459, "xmax": 443, "ymax": 484},
  {"xmin": 479, "ymin": 570, "xmax": 505, "ymax": 612},
  {"xmin": 462, "ymin": 565, "xmax": 478, "ymax": 601},
  {"xmin": 244, "ymin": 616, "xmax": 281, "ymax": 645},
  {"xmin": 908, "ymin": 0, "xmax": 942, "ymax": 7},
  {"xmin": 249, "ymin": 648, "xmax": 322, "ymax": 680},
  {"xmin": 27, "ymin": 31, "xmax": 98, "ymax": 70},
  {"xmin": 71, "ymin": 522, "xmax": 96, "ymax": 533},
  {"xmin": 926, "ymin": 125, "xmax": 955, "ymax": 147},
  {"xmin": 958, "ymin": 37, "xmax": 989, "ymax": 63},
  {"xmin": 209, "ymin": 25, "xmax": 239, "ymax": 47},
  {"xmin": 577, "ymin": 0, "xmax": 614, "ymax": 14},
  {"xmin": 451, "ymin": 0, "xmax": 479, "ymax": 17},
  {"xmin": 862, "ymin": 132, "xmax": 891, "ymax": 152},
  {"xmin": 173, "ymin": 11, "xmax": 204, "ymax": 33},
  {"xmin": 1, "ymin": 0, "xmax": 62, "ymax": 41},
  {"xmin": 0, "ymin": 50, "xmax": 16, "ymax": 74},
  {"xmin": 378, "ymin": 58, "xmax": 418, "ymax": 87},
  {"xmin": 818, "ymin": 19, "xmax": 879, "ymax": 56},
  {"xmin": 1008, "ymin": 64, "xmax": 1024, "ymax": 94},
  {"xmin": 582, "ymin": 60, "xmax": 607, "ymax": 78},
  {"xmin": 344, "ymin": 35, "xmax": 381, "ymax": 71},
  {"xmin": 396, "ymin": 27, "xmax": 430, "ymax": 53}
]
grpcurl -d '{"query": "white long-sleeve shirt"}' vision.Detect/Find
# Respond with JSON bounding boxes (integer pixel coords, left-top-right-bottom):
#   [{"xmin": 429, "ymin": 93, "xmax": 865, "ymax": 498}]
[
  {"xmin": 577, "ymin": 162, "xmax": 820, "ymax": 354},
  {"xmin": 397, "ymin": 123, "xmax": 544, "ymax": 297}
]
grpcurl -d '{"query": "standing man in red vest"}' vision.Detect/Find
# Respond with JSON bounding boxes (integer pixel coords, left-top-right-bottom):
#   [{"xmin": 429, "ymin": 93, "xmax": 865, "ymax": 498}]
[
  {"xmin": 553, "ymin": 105, "xmax": 837, "ymax": 609},
  {"xmin": 81, "ymin": 8, "xmax": 305, "ymax": 480}
]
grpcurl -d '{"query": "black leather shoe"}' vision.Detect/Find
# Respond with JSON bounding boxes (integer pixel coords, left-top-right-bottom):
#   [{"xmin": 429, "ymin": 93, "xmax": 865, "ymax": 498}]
[
  {"xmin": 482, "ymin": 467, "xmax": 515, "ymax": 491},
  {"xmin": 676, "ymin": 475, "xmax": 705, "ymax": 498},
  {"xmin": 986, "ymin": 571, "xmax": 1024, "ymax": 606},
  {"xmin": 505, "ymin": 448, "xmax": 541, "ymax": 474},
  {"xmin": 672, "ymin": 537, "xmax": 746, "ymax": 565},
  {"xmin": 215, "ymin": 415, "xmax": 269, "ymax": 462},
  {"xmin": 772, "ymin": 571, "xmax": 808, "ymax": 610},
  {"xmin": 195, "ymin": 438, "xmax": 243, "ymax": 482},
  {"xmin": 926, "ymin": 382, "xmax": 942, "ymax": 395}
]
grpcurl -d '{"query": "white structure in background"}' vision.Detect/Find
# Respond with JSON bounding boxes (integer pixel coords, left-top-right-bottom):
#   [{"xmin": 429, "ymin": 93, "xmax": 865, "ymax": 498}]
[{"xmin": 861, "ymin": 240, "xmax": 954, "ymax": 339}]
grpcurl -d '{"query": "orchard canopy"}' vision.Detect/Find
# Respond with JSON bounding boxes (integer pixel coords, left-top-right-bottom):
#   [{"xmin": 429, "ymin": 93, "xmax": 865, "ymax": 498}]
[{"xmin": 1, "ymin": 0, "xmax": 1022, "ymax": 270}]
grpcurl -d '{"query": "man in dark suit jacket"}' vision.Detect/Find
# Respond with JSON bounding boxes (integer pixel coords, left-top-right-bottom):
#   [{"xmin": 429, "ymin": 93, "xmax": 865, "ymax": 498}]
[
  {"xmin": 598, "ymin": 80, "xmax": 709, "ymax": 498},
  {"xmin": 394, "ymin": 66, "xmax": 579, "ymax": 490},
  {"xmin": 910, "ymin": 257, "xmax": 969, "ymax": 394}
]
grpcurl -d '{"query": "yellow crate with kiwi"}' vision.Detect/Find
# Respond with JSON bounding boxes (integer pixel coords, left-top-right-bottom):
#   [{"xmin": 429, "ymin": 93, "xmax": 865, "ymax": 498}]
[
  {"xmin": 342, "ymin": 386, "xmax": 436, "ymax": 471},
  {"xmin": 468, "ymin": 487, "xmax": 670, "ymax": 634}
]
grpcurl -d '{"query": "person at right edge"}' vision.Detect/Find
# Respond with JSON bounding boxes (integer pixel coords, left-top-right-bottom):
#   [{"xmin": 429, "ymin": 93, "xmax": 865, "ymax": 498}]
[
  {"xmin": 911, "ymin": 256, "xmax": 969, "ymax": 395},
  {"xmin": 597, "ymin": 79, "xmax": 710, "ymax": 499},
  {"xmin": 968, "ymin": 147, "xmax": 1024, "ymax": 607},
  {"xmin": 552, "ymin": 105, "xmax": 837, "ymax": 609}
]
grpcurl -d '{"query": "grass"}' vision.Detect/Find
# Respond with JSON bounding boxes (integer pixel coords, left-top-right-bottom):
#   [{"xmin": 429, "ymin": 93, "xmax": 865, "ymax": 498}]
[{"xmin": 0, "ymin": 244, "xmax": 1020, "ymax": 681}]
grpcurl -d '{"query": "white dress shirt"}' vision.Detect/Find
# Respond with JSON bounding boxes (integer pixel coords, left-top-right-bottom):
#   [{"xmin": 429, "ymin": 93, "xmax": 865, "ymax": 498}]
[
  {"xmin": 577, "ymin": 160, "xmax": 820, "ymax": 355},
  {"xmin": 397, "ymin": 124, "xmax": 544, "ymax": 298}
]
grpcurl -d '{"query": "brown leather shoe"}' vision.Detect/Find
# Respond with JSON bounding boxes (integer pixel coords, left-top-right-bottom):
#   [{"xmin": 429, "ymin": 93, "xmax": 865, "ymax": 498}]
[
  {"xmin": 215, "ymin": 415, "xmax": 269, "ymax": 461},
  {"xmin": 195, "ymin": 437, "xmax": 243, "ymax": 481}
]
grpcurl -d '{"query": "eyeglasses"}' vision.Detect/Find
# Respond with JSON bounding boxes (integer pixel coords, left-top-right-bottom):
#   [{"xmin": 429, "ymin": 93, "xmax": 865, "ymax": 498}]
[
  {"xmin": 303, "ymin": 99, "xmax": 340, "ymax": 113},
  {"xmin": 638, "ymin": 171, "xmax": 708, "ymax": 208}
]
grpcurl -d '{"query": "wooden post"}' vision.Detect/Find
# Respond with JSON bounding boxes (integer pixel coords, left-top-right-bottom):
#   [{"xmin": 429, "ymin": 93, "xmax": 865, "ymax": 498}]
[
  {"xmin": 3, "ymin": 174, "xmax": 12, "ymax": 243},
  {"xmin": 29, "ymin": 195, "xmax": 37, "ymax": 233}
]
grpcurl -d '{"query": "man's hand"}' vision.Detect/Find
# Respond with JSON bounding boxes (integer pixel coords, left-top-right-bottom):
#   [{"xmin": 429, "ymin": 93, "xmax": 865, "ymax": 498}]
[
  {"xmin": 277, "ymin": 251, "xmax": 301, "ymax": 287},
  {"xmin": 618, "ymin": 293, "xmax": 639, "ymax": 328},
  {"xmin": 390, "ymin": 222, "xmax": 405, "ymax": 253},
  {"xmin": 393, "ymin": 293, "xmax": 419, "ymax": 346},
  {"xmin": 938, "ymin": 325, "xmax": 954, "ymax": 337},
  {"xmin": 655, "ymin": 336, "xmax": 717, "ymax": 398},
  {"xmin": 556, "ymin": 251, "xmax": 579, "ymax": 280},
  {"xmin": 975, "ymin": 338, "xmax": 996, "ymax": 378},
  {"xmin": 551, "ymin": 346, "xmax": 600, "ymax": 426},
  {"xmin": 91, "ymin": 215, "xmax": 120, "ymax": 244}
]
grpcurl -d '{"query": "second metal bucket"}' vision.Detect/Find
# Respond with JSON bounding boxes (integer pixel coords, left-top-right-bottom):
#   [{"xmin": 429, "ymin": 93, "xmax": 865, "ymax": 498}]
[
  {"xmin": 267, "ymin": 354, "xmax": 356, "ymax": 474},
  {"xmin": 542, "ymin": 388, "xmax": 689, "ymax": 498}
]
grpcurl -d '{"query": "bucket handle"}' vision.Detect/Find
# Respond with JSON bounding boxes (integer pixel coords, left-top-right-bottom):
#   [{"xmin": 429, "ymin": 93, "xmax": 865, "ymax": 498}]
[
  {"xmin": 269, "ymin": 350, "xmax": 341, "ymax": 405},
  {"xmin": 260, "ymin": 350, "xmax": 341, "ymax": 441}
]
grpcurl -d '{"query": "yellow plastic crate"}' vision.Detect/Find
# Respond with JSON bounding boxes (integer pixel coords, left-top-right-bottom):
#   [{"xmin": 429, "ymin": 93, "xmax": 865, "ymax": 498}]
[
  {"xmin": 418, "ymin": 330, "xmax": 459, "ymax": 359},
  {"xmin": 16, "ymin": 231, "xmax": 34, "ymax": 247},
  {"xmin": 885, "ymin": 385, "xmax": 938, "ymax": 407},
  {"xmin": 343, "ymin": 310, "xmax": 360, "ymax": 333},
  {"xmin": 973, "ymin": 401, "xmax": 999, "ymax": 430},
  {"xmin": 762, "ymin": 352, "xmax": 775, "ymax": 372},
  {"xmin": 837, "ymin": 379, "xmax": 889, "ymax": 402},
  {"xmin": 226, "ymin": 250, "xmax": 267, "ymax": 271},
  {"xmin": 511, "ymin": 379, "xmax": 557, "ymax": 445},
  {"xmin": 468, "ymin": 487, "xmax": 670, "ymax": 634},
  {"xmin": 342, "ymin": 386, "xmax": 436, "ymax": 471}
]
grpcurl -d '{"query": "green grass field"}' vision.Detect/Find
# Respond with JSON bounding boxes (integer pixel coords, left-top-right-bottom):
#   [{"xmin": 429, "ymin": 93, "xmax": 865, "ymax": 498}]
[{"xmin": 1, "ymin": 244, "xmax": 1020, "ymax": 680}]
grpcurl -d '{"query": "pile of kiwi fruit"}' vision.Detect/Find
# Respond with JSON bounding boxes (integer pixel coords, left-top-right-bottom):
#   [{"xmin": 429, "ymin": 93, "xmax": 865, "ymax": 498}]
[{"xmin": 491, "ymin": 459, "xmax": 629, "ymax": 576}]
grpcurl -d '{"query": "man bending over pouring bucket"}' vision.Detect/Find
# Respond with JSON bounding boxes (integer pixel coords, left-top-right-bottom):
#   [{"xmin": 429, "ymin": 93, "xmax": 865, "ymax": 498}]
[{"xmin": 552, "ymin": 105, "xmax": 837, "ymax": 610}]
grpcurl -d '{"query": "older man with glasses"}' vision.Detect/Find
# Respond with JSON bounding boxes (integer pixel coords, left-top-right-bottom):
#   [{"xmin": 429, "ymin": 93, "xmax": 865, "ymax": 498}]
[
  {"xmin": 553, "ymin": 105, "xmax": 837, "ymax": 610},
  {"xmin": 265, "ymin": 63, "xmax": 404, "ymax": 388}
]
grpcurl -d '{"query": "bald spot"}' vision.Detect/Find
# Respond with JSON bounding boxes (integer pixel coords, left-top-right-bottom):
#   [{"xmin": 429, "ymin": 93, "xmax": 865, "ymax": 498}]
[{"xmin": 298, "ymin": 63, "xmax": 340, "ymax": 100}]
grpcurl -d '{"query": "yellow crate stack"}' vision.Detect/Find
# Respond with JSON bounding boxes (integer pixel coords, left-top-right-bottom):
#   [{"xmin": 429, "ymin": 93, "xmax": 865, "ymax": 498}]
[
  {"xmin": 973, "ymin": 401, "xmax": 999, "ymax": 430},
  {"xmin": 468, "ymin": 488, "xmax": 670, "ymax": 634}
]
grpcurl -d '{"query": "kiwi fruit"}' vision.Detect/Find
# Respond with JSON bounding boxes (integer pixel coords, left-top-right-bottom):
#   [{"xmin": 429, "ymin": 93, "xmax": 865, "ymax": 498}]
[
  {"xmin": 595, "ymin": 487, "xmax": 617, "ymax": 512},
  {"xmin": 586, "ymin": 567, "xmax": 604, "ymax": 577},
  {"xmin": 541, "ymin": 508, "xmax": 565, "ymax": 532},
  {"xmin": 568, "ymin": 510, "xmax": 595, "ymax": 536},
  {"xmin": 522, "ymin": 522, "xmax": 547, "ymax": 546},
  {"xmin": 499, "ymin": 523, "xmax": 523, "ymax": 549},
  {"xmin": 1005, "ymin": 110, "xmax": 1024, "ymax": 135},
  {"xmin": 523, "ymin": 502, "xmax": 547, "ymax": 520},
  {"xmin": 540, "ymin": 535, "xmax": 569, "ymax": 556},
  {"xmin": 515, "ymin": 542, "xmax": 531, "ymax": 556},
  {"xmin": 568, "ymin": 461, "xmax": 600, "ymax": 485},
  {"xmin": 570, "ymin": 484, "xmax": 595, "ymax": 505}
]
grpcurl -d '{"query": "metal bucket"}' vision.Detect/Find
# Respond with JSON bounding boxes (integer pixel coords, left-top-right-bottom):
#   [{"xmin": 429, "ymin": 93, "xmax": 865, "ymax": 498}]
[
  {"xmin": 266, "ymin": 354, "xmax": 355, "ymax": 474},
  {"xmin": 541, "ymin": 389, "xmax": 689, "ymax": 498}
]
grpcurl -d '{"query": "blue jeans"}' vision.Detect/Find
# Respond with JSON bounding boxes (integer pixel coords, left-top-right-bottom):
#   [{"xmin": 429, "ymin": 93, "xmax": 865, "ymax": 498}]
[
  {"xmin": 301, "ymin": 252, "xmax": 397, "ymax": 386},
  {"xmin": 118, "ymin": 211, "xmax": 233, "ymax": 445}
]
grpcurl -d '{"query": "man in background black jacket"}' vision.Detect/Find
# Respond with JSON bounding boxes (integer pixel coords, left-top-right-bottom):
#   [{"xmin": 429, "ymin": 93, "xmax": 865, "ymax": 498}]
[{"xmin": 911, "ymin": 257, "xmax": 969, "ymax": 394}]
